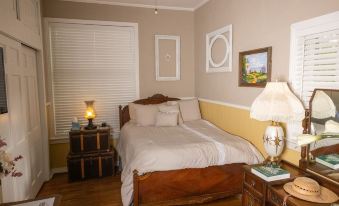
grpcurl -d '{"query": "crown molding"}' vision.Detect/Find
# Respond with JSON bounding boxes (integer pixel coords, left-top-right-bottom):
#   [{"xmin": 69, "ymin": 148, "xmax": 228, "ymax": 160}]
[
  {"xmin": 193, "ymin": 0, "xmax": 210, "ymax": 10},
  {"xmin": 61, "ymin": 0, "xmax": 210, "ymax": 11}
]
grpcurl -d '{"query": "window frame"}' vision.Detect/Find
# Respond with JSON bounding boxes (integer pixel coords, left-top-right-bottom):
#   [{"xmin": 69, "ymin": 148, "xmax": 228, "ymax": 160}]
[
  {"xmin": 287, "ymin": 11, "xmax": 339, "ymax": 151},
  {"xmin": 43, "ymin": 18, "xmax": 140, "ymax": 141},
  {"xmin": 289, "ymin": 11, "xmax": 339, "ymax": 101}
]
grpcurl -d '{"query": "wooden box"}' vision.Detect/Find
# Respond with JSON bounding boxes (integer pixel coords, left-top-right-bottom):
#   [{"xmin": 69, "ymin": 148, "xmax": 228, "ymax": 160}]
[
  {"xmin": 67, "ymin": 151, "xmax": 114, "ymax": 181},
  {"xmin": 69, "ymin": 127, "xmax": 110, "ymax": 154}
]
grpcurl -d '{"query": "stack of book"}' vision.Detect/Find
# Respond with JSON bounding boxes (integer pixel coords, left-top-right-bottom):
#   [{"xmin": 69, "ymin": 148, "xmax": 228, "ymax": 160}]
[
  {"xmin": 251, "ymin": 165, "xmax": 290, "ymax": 181},
  {"xmin": 315, "ymin": 154, "xmax": 339, "ymax": 170}
]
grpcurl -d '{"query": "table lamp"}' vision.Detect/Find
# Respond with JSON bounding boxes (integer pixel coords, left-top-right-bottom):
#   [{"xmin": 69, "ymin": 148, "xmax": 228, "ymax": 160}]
[
  {"xmin": 85, "ymin": 100, "xmax": 97, "ymax": 130},
  {"xmin": 311, "ymin": 90, "xmax": 336, "ymax": 119},
  {"xmin": 250, "ymin": 82, "xmax": 305, "ymax": 164}
]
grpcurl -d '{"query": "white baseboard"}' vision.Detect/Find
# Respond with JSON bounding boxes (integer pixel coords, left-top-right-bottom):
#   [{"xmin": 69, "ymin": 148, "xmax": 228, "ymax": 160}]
[{"xmin": 49, "ymin": 167, "xmax": 68, "ymax": 179}]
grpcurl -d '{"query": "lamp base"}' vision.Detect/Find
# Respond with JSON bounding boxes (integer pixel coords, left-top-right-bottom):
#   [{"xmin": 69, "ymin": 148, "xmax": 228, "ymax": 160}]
[
  {"xmin": 263, "ymin": 156, "xmax": 281, "ymax": 166},
  {"xmin": 263, "ymin": 122, "xmax": 284, "ymax": 165},
  {"xmin": 85, "ymin": 118, "xmax": 97, "ymax": 130}
]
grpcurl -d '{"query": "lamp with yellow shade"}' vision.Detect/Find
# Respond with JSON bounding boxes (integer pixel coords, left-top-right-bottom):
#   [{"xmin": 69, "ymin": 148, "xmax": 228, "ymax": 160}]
[
  {"xmin": 85, "ymin": 100, "xmax": 97, "ymax": 130},
  {"xmin": 250, "ymin": 82, "xmax": 305, "ymax": 164}
]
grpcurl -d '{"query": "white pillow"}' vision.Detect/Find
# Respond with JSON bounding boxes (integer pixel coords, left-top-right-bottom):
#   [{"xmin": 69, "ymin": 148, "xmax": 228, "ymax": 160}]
[
  {"xmin": 178, "ymin": 98, "xmax": 201, "ymax": 122},
  {"xmin": 135, "ymin": 104, "xmax": 159, "ymax": 126},
  {"xmin": 158, "ymin": 104, "xmax": 184, "ymax": 125},
  {"xmin": 155, "ymin": 112, "xmax": 178, "ymax": 127},
  {"xmin": 324, "ymin": 120, "xmax": 339, "ymax": 134},
  {"xmin": 128, "ymin": 103, "xmax": 137, "ymax": 123}
]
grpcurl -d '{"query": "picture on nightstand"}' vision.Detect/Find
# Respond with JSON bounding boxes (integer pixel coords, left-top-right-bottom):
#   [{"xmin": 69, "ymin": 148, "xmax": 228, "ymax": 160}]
[{"xmin": 251, "ymin": 165, "xmax": 290, "ymax": 181}]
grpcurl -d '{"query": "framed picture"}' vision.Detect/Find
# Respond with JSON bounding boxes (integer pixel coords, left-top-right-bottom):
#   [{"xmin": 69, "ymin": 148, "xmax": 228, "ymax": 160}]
[
  {"xmin": 155, "ymin": 35, "xmax": 181, "ymax": 81},
  {"xmin": 206, "ymin": 25, "xmax": 232, "ymax": 73},
  {"xmin": 239, "ymin": 47, "xmax": 272, "ymax": 87}
]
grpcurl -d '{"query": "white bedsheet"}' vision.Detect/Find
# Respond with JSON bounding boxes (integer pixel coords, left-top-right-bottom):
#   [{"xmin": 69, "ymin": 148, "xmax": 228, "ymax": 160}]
[{"xmin": 117, "ymin": 120, "xmax": 264, "ymax": 206}]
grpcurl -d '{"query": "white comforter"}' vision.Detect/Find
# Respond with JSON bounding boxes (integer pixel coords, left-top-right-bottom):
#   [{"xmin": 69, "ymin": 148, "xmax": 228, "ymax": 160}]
[{"xmin": 117, "ymin": 120, "xmax": 264, "ymax": 206}]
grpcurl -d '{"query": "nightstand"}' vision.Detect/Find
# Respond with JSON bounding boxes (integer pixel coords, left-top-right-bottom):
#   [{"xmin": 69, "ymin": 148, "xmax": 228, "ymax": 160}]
[
  {"xmin": 67, "ymin": 126, "xmax": 115, "ymax": 181},
  {"xmin": 242, "ymin": 161, "xmax": 306, "ymax": 206}
]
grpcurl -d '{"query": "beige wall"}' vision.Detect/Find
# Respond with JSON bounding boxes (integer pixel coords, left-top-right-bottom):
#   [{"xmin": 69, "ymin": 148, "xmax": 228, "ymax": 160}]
[
  {"xmin": 45, "ymin": 0, "xmax": 339, "ymax": 169},
  {"xmin": 195, "ymin": 0, "xmax": 339, "ymax": 106},
  {"xmin": 42, "ymin": 0, "xmax": 195, "ymax": 98}
]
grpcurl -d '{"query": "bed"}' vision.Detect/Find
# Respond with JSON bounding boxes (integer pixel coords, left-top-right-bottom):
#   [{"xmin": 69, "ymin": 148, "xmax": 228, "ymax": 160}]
[{"xmin": 118, "ymin": 94, "xmax": 263, "ymax": 206}]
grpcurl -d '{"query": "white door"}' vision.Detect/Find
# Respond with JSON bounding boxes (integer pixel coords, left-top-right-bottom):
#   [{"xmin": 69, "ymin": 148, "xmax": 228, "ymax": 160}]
[{"xmin": 0, "ymin": 34, "xmax": 44, "ymax": 202}]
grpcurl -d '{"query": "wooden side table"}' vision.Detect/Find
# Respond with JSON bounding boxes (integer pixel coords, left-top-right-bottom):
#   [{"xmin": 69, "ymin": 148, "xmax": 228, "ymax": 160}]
[
  {"xmin": 69, "ymin": 126, "xmax": 111, "ymax": 154},
  {"xmin": 242, "ymin": 161, "xmax": 306, "ymax": 206},
  {"xmin": 67, "ymin": 126, "xmax": 115, "ymax": 181}
]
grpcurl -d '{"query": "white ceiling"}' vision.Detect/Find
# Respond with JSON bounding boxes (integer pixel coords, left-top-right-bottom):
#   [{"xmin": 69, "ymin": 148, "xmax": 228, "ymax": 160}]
[{"xmin": 62, "ymin": 0, "xmax": 210, "ymax": 11}]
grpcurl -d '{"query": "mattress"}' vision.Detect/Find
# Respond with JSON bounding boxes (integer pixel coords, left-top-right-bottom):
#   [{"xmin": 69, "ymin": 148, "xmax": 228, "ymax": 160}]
[{"xmin": 117, "ymin": 119, "xmax": 264, "ymax": 206}]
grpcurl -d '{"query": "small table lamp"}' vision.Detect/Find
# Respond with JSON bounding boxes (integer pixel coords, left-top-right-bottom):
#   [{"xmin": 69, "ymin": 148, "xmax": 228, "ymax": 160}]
[
  {"xmin": 250, "ymin": 82, "xmax": 304, "ymax": 164},
  {"xmin": 85, "ymin": 100, "xmax": 97, "ymax": 130}
]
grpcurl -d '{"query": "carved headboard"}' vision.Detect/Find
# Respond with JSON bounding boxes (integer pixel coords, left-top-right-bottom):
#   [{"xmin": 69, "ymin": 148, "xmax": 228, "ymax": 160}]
[{"xmin": 119, "ymin": 94, "xmax": 180, "ymax": 129}]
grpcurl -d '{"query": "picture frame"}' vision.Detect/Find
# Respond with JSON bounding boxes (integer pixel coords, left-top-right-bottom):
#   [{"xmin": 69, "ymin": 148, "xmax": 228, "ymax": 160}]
[
  {"xmin": 239, "ymin": 47, "xmax": 272, "ymax": 87},
  {"xmin": 206, "ymin": 25, "xmax": 232, "ymax": 73},
  {"xmin": 155, "ymin": 35, "xmax": 181, "ymax": 81}
]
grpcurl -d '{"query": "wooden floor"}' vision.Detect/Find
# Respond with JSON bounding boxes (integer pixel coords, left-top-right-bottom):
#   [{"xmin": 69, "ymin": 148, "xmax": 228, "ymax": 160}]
[{"xmin": 38, "ymin": 173, "xmax": 242, "ymax": 206}]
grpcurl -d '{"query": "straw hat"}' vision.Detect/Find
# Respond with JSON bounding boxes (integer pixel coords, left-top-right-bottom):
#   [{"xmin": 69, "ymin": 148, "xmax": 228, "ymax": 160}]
[{"xmin": 283, "ymin": 177, "xmax": 338, "ymax": 203}]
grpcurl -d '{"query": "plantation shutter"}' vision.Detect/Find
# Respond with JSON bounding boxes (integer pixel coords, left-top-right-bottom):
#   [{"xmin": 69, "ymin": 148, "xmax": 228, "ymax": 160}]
[
  {"xmin": 290, "ymin": 29, "xmax": 339, "ymax": 108},
  {"xmin": 48, "ymin": 22, "xmax": 138, "ymax": 139}
]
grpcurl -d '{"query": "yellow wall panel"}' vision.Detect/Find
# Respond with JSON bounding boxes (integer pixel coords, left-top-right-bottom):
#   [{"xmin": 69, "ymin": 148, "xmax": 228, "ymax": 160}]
[
  {"xmin": 199, "ymin": 101, "xmax": 300, "ymax": 165},
  {"xmin": 50, "ymin": 143, "xmax": 69, "ymax": 169}
]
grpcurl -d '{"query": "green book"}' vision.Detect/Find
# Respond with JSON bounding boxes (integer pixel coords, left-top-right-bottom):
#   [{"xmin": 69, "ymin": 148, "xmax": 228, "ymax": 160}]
[
  {"xmin": 316, "ymin": 154, "xmax": 339, "ymax": 170},
  {"xmin": 251, "ymin": 165, "xmax": 290, "ymax": 181}
]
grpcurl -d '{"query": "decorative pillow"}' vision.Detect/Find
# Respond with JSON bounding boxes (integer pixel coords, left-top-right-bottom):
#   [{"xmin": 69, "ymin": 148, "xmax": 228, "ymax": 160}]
[
  {"xmin": 159, "ymin": 103, "xmax": 184, "ymax": 125},
  {"xmin": 135, "ymin": 104, "xmax": 159, "ymax": 126},
  {"xmin": 155, "ymin": 112, "xmax": 178, "ymax": 127},
  {"xmin": 178, "ymin": 98, "xmax": 201, "ymax": 122}
]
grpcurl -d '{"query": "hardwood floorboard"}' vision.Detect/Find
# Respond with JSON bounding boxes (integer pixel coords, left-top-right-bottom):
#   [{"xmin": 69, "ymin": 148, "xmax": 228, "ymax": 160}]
[{"xmin": 38, "ymin": 173, "xmax": 241, "ymax": 206}]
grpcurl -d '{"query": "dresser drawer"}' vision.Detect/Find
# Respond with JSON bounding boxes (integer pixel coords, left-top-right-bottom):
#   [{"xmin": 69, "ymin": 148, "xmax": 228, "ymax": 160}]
[
  {"xmin": 242, "ymin": 188, "xmax": 263, "ymax": 206},
  {"xmin": 244, "ymin": 171, "xmax": 265, "ymax": 197}
]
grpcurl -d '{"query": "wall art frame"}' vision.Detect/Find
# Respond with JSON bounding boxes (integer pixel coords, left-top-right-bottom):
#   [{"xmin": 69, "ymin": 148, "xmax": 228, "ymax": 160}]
[
  {"xmin": 206, "ymin": 25, "xmax": 232, "ymax": 73},
  {"xmin": 155, "ymin": 35, "xmax": 181, "ymax": 81},
  {"xmin": 239, "ymin": 47, "xmax": 272, "ymax": 88}
]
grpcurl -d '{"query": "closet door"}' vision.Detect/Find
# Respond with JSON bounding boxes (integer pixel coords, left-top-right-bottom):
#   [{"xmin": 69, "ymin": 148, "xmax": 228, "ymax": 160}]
[
  {"xmin": 0, "ymin": 34, "xmax": 44, "ymax": 202},
  {"xmin": 21, "ymin": 45, "xmax": 44, "ymax": 198}
]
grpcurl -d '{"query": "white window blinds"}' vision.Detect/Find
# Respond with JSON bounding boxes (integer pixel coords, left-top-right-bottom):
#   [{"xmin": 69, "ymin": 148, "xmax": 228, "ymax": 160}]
[
  {"xmin": 290, "ymin": 29, "xmax": 339, "ymax": 108},
  {"xmin": 47, "ymin": 21, "xmax": 138, "ymax": 139},
  {"xmin": 286, "ymin": 12, "xmax": 339, "ymax": 150}
]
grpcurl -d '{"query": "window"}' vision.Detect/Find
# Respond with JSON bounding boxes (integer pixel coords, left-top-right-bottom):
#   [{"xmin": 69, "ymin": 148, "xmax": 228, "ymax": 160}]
[
  {"xmin": 287, "ymin": 11, "xmax": 339, "ymax": 149},
  {"xmin": 290, "ymin": 12, "xmax": 339, "ymax": 107},
  {"xmin": 45, "ymin": 19, "xmax": 139, "ymax": 139}
]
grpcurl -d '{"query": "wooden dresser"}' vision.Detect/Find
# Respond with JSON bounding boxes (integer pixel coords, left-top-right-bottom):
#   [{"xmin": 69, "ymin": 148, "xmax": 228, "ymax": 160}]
[
  {"xmin": 242, "ymin": 160, "xmax": 338, "ymax": 206},
  {"xmin": 67, "ymin": 126, "xmax": 115, "ymax": 181},
  {"xmin": 267, "ymin": 184, "xmax": 336, "ymax": 206}
]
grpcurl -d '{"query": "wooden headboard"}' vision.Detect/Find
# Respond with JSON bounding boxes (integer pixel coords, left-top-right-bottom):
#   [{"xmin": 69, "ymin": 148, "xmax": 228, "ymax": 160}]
[{"xmin": 119, "ymin": 94, "xmax": 180, "ymax": 129}]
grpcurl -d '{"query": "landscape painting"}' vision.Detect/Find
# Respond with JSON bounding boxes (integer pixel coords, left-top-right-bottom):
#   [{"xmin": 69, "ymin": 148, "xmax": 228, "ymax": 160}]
[{"xmin": 239, "ymin": 47, "xmax": 272, "ymax": 87}]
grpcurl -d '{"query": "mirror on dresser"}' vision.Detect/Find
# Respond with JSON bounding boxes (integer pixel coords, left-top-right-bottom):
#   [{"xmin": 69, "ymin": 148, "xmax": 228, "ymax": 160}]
[{"xmin": 300, "ymin": 89, "xmax": 339, "ymax": 184}]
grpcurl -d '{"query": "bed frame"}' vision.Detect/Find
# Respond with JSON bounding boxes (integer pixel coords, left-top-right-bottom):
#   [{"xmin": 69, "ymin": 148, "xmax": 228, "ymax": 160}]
[{"xmin": 119, "ymin": 94, "xmax": 244, "ymax": 206}]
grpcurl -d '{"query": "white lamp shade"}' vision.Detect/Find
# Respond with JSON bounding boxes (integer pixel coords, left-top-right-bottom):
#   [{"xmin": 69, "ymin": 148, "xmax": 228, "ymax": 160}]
[
  {"xmin": 250, "ymin": 82, "xmax": 305, "ymax": 123},
  {"xmin": 311, "ymin": 90, "xmax": 336, "ymax": 119}
]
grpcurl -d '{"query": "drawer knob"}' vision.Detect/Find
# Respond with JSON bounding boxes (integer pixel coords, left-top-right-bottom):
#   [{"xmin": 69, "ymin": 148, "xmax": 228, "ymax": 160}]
[{"xmin": 251, "ymin": 180, "xmax": 256, "ymax": 187}]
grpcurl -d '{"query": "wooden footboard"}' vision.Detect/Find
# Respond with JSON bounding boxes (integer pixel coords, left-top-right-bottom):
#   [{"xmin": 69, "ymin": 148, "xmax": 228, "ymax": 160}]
[{"xmin": 133, "ymin": 163, "xmax": 244, "ymax": 206}]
